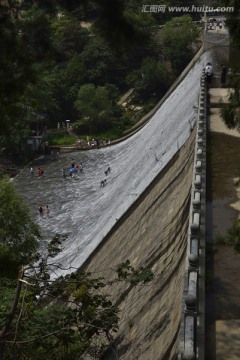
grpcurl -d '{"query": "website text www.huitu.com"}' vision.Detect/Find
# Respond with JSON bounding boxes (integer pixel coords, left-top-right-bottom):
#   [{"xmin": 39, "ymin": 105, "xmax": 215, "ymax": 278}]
[{"xmin": 142, "ymin": 4, "xmax": 234, "ymax": 13}]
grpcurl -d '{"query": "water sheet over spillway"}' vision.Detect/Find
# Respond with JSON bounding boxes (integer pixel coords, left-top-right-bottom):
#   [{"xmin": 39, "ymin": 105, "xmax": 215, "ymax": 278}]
[{"xmin": 15, "ymin": 53, "xmax": 208, "ymax": 277}]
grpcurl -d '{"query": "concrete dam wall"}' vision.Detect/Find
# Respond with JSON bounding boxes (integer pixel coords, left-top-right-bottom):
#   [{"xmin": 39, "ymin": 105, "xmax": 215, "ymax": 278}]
[
  {"xmin": 83, "ymin": 130, "xmax": 197, "ymax": 360},
  {"xmin": 14, "ymin": 54, "xmax": 209, "ymax": 359}
]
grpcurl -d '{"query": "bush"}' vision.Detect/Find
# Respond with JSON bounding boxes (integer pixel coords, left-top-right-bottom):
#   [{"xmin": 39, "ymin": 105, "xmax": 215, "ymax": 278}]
[{"xmin": 46, "ymin": 131, "xmax": 76, "ymax": 145}]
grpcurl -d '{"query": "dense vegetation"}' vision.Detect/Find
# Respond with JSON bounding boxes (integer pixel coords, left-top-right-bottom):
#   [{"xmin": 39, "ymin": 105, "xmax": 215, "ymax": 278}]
[
  {"xmin": 218, "ymin": 0, "xmax": 240, "ymax": 129},
  {"xmin": 223, "ymin": 0, "xmax": 240, "ymax": 45},
  {"xmin": 0, "ymin": 2, "xmax": 203, "ymax": 358},
  {"xmin": 0, "ymin": 0, "xmax": 201, "ymax": 158},
  {"xmin": 0, "ymin": 177, "xmax": 154, "ymax": 359},
  {"xmin": 0, "ymin": 178, "xmax": 40, "ymax": 276}
]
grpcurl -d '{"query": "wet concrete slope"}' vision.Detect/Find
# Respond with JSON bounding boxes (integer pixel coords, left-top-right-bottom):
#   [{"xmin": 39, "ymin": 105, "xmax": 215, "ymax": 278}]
[
  {"xmin": 13, "ymin": 52, "xmax": 211, "ymax": 359},
  {"xmin": 14, "ymin": 54, "xmax": 207, "ymax": 280},
  {"xmin": 84, "ymin": 130, "xmax": 197, "ymax": 360}
]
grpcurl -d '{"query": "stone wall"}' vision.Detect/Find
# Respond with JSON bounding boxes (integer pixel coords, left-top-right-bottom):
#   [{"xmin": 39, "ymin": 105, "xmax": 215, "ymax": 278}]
[{"xmin": 82, "ymin": 129, "xmax": 197, "ymax": 360}]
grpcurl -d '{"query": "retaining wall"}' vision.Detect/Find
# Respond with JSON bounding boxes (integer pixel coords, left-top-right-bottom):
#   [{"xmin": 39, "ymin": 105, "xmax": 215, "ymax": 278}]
[
  {"xmin": 83, "ymin": 128, "xmax": 197, "ymax": 359},
  {"xmin": 80, "ymin": 48, "xmax": 208, "ymax": 360}
]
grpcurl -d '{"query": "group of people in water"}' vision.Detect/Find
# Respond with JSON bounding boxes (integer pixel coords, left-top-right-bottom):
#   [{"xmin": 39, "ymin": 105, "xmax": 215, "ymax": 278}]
[
  {"xmin": 204, "ymin": 62, "xmax": 227, "ymax": 87},
  {"xmin": 61, "ymin": 159, "xmax": 83, "ymax": 180},
  {"xmin": 38, "ymin": 204, "xmax": 50, "ymax": 218},
  {"xmin": 100, "ymin": 167, "xmax": 111, "ymax": 187},
  {"xmin": 34, "ymin": 158, "xmax": 111, "ymax": 217},
  {"xmin": 30, "ymin": 167, "xmax": 44, "ymax": 177},
  {"xmin": 30, "ymin": 159, "xmax": 84, "ymax": 181}
]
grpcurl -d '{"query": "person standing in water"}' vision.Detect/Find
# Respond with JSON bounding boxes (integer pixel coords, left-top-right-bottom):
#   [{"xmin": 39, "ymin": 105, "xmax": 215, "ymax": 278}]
[
  {"xmin": 39, "ymin": 204, "xmax": 44, "ymax": 217},
  {"xmin": 45, "ymin": 205, "xmax": 50, "ymax": 217}
]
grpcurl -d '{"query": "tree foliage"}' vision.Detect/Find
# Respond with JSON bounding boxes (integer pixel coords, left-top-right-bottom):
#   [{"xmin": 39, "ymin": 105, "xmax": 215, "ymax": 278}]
[
  {"xmin": 0, "ymin": 178, "xmax": 40, "ymax": 276},
  {"xmin": 161, "ymin": 15, "xmax": 200, "ymax": 74},
  {"xmin": 74, "ymin": 83, "xmax": 122, "ymax": 132},
  {"xmin": 0, "ymin": 239, "xmax": 154, "ymax": 359},
  {"xmin": 0, "ymin": 4, "xmax": 35, "ymax": 151},
  {"xmin": 215, "ymin": 219, "xmax": 240, "ymax": 254},
  {"xmin": 0, "ymin": 182, "xmax": 154, "ymax": 359},
  {"xmin": 223, "ymin": 0, "xmax": 240, "ymax": 45},
  {"xmin": 0, "ymin": 1, "xmax": 201, "ymax": 156},
  {"xmin": 127, "ymin": 57, "xmax": 172, "ymax": 100},
  {"xmin": 51, "ymin": 17, "xmax": 89, "ymax": 60},
  {"xmin": 220, "ymin": 74, "xmax": 240, "ymax": 130}
]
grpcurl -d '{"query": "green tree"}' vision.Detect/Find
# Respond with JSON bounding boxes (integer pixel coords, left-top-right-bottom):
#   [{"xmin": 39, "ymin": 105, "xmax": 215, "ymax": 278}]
[
  {"xmin": 79, "ymin": 34, "xmax": 120, "ymax": 85},
  {"xmin": 127, "ymin": 57, "xmax": 171, "ymax": 100},
  {"xmin": 220, "ymin": 74, "xmax": 240, "ymax": 130},
  {"xmin": 0, "ymin": 4, "xmax": 35, "ymax": 153},
  {"xmin": 0, "ymin": 4, "xmax": 52, "ymax": 155},
  {"xmin": 161, "ymin": 15, "xmax": 200, "ymax": 74},
  {"xmin": 215, "ymin": 219, "xmax": 240, "ymax": 254},
  {"xmin": 0, "ymin": 178, "xmax": 40, "ymax": 276},
  {"xmin": 51, "ymin": 17, "xmax": 89, "ymax": 60},
  {"xmin": 74, "ymin": 83, "xmax": 122, "ymax": 132},
  {"xmin": 223, "ymin": 0, "xmax": 240, "ymax": 45},
  {"xmin": 0, "ymin": 242, "xmax": 153, "ymax": 360},
  {"xmin": 19, "ymin": 6, "xmax": 52, "ymax": 62}
]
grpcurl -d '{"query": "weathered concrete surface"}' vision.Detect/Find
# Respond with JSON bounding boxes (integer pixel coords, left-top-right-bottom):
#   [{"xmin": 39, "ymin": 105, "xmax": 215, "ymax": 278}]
[{"xmin": 82, "ymin": 130, "xmax": 197, "ymax": 360}]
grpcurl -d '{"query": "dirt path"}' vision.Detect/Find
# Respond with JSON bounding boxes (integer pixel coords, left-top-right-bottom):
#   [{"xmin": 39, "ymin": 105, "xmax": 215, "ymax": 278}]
[{"xmin": 205, "ymin": 99, "xmax": 240, "ymax": 360}]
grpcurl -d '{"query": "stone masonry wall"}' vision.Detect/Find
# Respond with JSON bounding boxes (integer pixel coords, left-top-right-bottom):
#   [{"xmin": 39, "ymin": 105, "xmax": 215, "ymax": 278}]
[{"xmin": 82, "ymin": 129, "xmax": 196, "ymax": 360}]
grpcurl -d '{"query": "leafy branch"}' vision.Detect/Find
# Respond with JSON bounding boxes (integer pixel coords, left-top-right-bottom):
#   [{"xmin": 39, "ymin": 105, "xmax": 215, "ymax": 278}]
[{"xmin": 0, "ymin": 237, "xmax": 154, "ymax": 360}]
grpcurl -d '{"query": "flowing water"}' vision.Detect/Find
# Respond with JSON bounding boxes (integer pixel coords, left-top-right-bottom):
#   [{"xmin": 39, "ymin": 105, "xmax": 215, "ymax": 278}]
[{"xmin": 14, "ymin": 53, "xmax": 209, "ymax": 278}]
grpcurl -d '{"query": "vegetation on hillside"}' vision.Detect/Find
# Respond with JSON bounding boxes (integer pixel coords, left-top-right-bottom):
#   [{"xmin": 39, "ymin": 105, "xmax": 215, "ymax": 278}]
[
  {"xmin": 0, "ymin": 1, "xmax": 207, "ymax": 358},
  {"xmin": 219, "ymin": 0, "xmax": 240, "ymax": 130},
  {"xmin": 0, "ymin": 1, "xmax": 201, "ymax": 158},
  {"xmin": 0, "ymin": 177, "xmax": 40, "ymax": 276},
  {"xmin": 0, "ymin": 177, "xmax": 154, "ymax": 359}
]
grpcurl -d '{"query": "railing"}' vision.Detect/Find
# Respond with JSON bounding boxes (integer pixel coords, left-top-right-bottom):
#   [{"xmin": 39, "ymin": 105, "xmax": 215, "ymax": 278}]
[{"xmin": 177, "ymin": 70, "xmax": 207, "ymax": 359}]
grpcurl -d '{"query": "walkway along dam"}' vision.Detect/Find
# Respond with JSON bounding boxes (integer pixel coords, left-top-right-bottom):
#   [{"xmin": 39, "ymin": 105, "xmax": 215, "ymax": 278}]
[{"xmin": 14, "ymin": 50, "xmax": 214, "ymax": 359}]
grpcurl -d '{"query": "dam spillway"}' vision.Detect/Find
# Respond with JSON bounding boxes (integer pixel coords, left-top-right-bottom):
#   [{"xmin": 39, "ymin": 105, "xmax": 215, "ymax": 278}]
[
  {"xmin": 14, "ymin": 53, "xmax": 209, "ymax": 359},
  {"xmin": 15, "ymin": 53, "xmax": 207, "ymax": 277},
  {"xmin": 83, "ymin": 129, "xmax": 198, "ymax": 359}
]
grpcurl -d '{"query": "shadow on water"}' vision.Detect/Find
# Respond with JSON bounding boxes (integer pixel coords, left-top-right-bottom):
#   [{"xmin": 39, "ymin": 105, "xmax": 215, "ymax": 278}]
[{"xmin": 206, "ymin": 130, "xmax": 240, "ymax": 360}]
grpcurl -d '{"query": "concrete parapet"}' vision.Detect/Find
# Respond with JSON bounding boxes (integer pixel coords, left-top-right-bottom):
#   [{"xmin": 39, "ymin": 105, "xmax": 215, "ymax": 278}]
[
  {"xmin": 182, "ymin": 316, "xmax": 195, "ymax": 359},
  {"xmin": 189, "ymin": 238, "xmax": 199, "ymax": 270},
  {"xmin": 193, "ymin": 192, "xmax": 201, "ymax": 210},
  {"xmin": 194, "ymin": 174, "xmax": 202, "ymax": 190},
  {"xmin": 195, "ymin": 160, "xmax": 203, "ymax": 173},
  {"xmin": 178, "ymin": 74, "xmax": 207, "ymax": 359}
]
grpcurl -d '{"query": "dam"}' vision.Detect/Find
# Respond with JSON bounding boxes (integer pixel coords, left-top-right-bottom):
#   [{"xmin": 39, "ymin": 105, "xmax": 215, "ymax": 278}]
[
  {"xmin": 15, "ymin": 54, "xmax": 207, "ymax": 274},
  {"xmin": 14, "ymin": 50, "xmax": 210, "ymax": 359}
]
